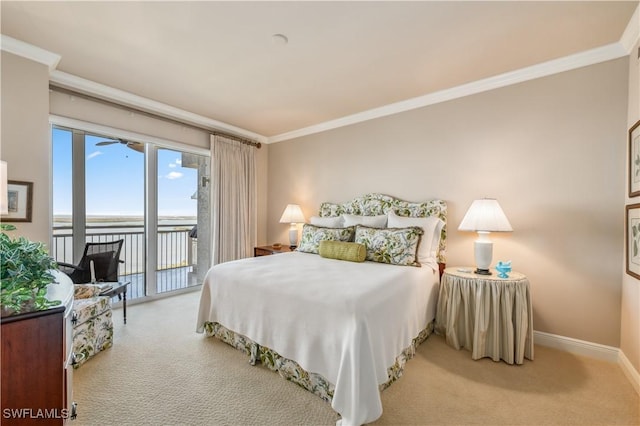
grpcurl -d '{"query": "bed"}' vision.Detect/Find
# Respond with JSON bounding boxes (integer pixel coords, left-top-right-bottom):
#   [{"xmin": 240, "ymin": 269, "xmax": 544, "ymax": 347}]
[{"xmin": 196, "ymin": 193, "xmax": 447, "ymax": 426}]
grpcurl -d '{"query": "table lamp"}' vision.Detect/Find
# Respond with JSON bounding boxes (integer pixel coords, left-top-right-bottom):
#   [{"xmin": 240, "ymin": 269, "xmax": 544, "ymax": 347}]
[
  {"xmin": 458, "ymin": 198, "xmax": 512, "ymax": 275},
  {"xmin": 279, "ymin": 204, "xmax": 306, "ymax": 249}
]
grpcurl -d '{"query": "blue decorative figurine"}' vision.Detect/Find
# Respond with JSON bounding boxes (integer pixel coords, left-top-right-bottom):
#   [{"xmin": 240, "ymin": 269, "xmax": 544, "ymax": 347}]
[{"xmin": 495, "ymin": 261, "xmax": 512, "ymax": 278}]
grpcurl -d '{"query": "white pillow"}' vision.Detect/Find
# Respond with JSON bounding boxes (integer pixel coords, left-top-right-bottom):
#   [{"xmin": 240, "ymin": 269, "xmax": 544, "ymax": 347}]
[
  {"xmin": 342, "ymin": 214, "xmax": 387, "ymax": 228},
  {"xmin": 387, "ymin": 211, "xmax": 444, "ymax": 265},
  {"xmin": 309, "ymin": 215, "xmax": 344, "ymax": 228}
]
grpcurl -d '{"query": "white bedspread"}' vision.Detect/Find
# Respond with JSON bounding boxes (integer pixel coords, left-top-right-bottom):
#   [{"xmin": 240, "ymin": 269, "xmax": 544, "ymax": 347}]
[{"xmin": 196, "ymin": 251, "xmax": 439, "ymax": 426}]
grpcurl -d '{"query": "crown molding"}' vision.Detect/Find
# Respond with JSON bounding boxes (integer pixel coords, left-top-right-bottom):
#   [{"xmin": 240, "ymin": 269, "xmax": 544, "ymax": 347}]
[
  {"xmin": 50, "ymin": 70, "xmax": 267, "ymax": 143},
  {"xmin": 0, "ymin": 34, "xmax": 61, "ymax": 71},
  {"xmin": 268, "ymin": 41, "xmax": 629, "ymax": 144},
  {"xmin": 3, "ymin": 10, "xmax": 637, "ymax": 147},
  {"xmin": 620, "ymin": 3, "xmax": 640, "ymax": 54}
]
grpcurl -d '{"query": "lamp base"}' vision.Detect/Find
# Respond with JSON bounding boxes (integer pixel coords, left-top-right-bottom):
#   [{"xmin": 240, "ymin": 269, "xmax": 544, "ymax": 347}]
[
  {"xmin": 288, "ymin": 226, "xmax": 298, "ymax": 249},
  {"xmin": 473, "ymin": 233, "xmax": 493, "ymax": 276}
]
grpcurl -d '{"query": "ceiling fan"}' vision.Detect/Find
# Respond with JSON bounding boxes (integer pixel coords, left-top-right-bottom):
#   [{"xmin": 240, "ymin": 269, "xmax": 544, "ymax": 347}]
[{"xmin": 95, "ymin": 138, "xmax": 144, "ymax": 153}]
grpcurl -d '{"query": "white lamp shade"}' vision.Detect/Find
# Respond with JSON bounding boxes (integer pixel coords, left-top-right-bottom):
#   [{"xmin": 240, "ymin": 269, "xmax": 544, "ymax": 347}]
[
  {"xmin": 458, "ymin": 199, "xmax": 512, "ymax": 232},
  {"xmin": 0, "ymin": 161, "xmax": 7, "ymax": 215},
  {"xmin": 279, "ymin": 204, "xmax": 306, "ymax": 224}
]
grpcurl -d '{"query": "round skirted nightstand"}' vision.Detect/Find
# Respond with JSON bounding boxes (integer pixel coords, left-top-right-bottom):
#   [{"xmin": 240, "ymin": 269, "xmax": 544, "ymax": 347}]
[{"xmin": 435, "ymin": 267, "xmax": 534, "ymax": 364}]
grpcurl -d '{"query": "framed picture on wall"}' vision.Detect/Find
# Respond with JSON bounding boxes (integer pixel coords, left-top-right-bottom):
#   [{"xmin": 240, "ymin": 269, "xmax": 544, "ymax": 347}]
[
  {"xmin": 626, "ymin": 203, "xmax": 640, "ymax": 279},
  {"xmin": 1, "ymin": 180, "xmax": 33, "ymax": 222},
  {"xmin": 628, "ymin": 119, "xmax": 640, "ymax": 197}
]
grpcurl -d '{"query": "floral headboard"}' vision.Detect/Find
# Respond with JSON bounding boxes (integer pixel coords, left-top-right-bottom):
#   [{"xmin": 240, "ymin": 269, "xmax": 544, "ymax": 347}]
[{"xmin": 318, "ymin": 193, "xmax": 447, "ymax": 264}]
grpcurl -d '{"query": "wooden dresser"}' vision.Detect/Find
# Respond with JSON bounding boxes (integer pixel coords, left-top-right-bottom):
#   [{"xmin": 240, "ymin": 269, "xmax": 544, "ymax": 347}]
[{"xmin": 1, "ymin": 272, "xmax": 76, "ymax": 425}]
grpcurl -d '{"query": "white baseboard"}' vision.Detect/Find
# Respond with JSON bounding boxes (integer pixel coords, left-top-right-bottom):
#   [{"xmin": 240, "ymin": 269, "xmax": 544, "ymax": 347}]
[
  {"xmin": 533, "ymin": 330, "xmax": 619, "ymax": 362},
  {"xmin": 534, "ymin": 330, "xmax": 640, "ymax": 395},
  {"xmin": 618, "ymin": 349, "xmax": 640, "ymax": 395}
]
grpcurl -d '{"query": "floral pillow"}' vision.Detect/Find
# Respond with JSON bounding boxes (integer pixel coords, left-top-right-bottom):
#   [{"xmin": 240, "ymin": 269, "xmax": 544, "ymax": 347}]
[
  {"xmin": 297, "ymin": 224, "xmax": 355, "ymax": 254},
  {"xmin": 387, "ymin": 211, "xmax": 444, "ymax": 265},
  {"xmin": 354, "ymin": 225, "xmax": 423, "ymax": 266}
]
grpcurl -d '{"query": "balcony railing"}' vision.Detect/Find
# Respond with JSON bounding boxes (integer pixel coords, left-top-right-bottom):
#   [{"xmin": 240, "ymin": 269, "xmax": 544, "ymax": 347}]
[{"xmin": 52, "ymin": 224, "xmax": 199, "ymax": 300}]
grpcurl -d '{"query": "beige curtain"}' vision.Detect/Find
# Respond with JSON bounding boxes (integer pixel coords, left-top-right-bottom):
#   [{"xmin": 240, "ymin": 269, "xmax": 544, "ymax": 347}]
[{"xmin": 210, "ymin": 135, "xmax": 257, "ymax": 265}]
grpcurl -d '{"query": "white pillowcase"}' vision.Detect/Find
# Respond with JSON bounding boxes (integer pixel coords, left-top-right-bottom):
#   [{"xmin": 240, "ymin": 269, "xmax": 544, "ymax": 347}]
[
  {"xmin": 342, "ymin": 213, "xmax": 388, "ymax": 228},
  {"xmin": 309, "ymin": 215, "xmax": 344, "ymax": 228},
  {"xmin": 387, "ymin": 211, "xmax": 444, "ymax": 266}
]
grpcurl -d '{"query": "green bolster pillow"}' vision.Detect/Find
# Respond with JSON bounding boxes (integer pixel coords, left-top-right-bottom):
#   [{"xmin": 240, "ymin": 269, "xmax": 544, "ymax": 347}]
[{"xmin": 318, "ymin": 240, "xmax": 366, "ymax": 263}]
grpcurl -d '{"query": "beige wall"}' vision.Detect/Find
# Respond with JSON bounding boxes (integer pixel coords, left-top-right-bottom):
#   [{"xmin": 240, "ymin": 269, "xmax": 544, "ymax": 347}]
[
  {"xmin": 1, "ymin": 51, "xmax": 51, "ymax": 246},
  {"xmin": 267, "ymin": 58, "xmax": 629, "ymax": 347},
  {"xmin": 622, "ymin": 40, "xmax": 640, "ymax": 373}
]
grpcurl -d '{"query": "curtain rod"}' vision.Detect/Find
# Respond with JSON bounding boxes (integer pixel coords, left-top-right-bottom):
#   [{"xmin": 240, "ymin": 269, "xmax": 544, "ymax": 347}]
[
  {"xmin": 49, "ymin": 85, "xmax": 261, "ymax": 149},
  {"xmin": 212, "ymin": 132, "xmax": 261, "ymax": 148}
]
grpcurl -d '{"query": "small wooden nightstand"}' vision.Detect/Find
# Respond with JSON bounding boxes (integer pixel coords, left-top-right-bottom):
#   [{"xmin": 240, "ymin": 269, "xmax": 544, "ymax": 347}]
[{"xmin": 254, "ymin": 245, "xmax": 293, "ymax": 257}]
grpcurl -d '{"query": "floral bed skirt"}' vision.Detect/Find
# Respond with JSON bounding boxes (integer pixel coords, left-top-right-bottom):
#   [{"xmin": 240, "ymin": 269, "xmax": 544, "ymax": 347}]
[{"xmin": 203, "ymin": 319, "xmax": 434, "ymax": 404}]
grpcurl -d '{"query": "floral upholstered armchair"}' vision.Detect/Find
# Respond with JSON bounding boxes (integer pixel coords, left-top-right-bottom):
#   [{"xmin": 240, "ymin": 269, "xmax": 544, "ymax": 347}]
[{"xmin": 72, "ymin": 284, "xmax": 114, "ymax": 367}]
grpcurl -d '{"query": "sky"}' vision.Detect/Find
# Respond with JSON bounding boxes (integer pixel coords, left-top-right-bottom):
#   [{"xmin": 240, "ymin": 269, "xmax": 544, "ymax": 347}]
[{"xmin": 52, "ymin": 127, "xmax": 200, "ymax": 217}]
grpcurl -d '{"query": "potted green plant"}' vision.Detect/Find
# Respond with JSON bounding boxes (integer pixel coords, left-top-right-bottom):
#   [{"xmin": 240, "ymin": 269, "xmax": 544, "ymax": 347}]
[{"xmin": 1, "ymin": 224, "xmax": 60, "ymax": 317}]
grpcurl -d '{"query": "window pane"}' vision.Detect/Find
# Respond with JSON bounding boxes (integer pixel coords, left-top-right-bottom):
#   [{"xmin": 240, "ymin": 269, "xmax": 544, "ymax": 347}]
[
  {"xmin": 85, "ymin": 134, "xmax": 144, "ymax": 216},
  {"xmin": 52, "ymin": 127, "xmax": 73, "ymax": 263},
  {"xmin": 85, "ymin": 134, "xmax": 145, "ymax": 299},
  {"xmin": 156, "ymin": 148, "xmax": 209, "ymax": 293}
]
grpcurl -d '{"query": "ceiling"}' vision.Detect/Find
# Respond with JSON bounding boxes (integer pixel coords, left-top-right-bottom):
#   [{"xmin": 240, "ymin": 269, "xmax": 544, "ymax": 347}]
[{"xmin": 1, "ymin": 1, "xmax": 637, "ymax": 141}]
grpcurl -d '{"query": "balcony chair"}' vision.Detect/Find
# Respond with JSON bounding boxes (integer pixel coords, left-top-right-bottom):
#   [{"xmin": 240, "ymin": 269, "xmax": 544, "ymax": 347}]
[
  {"xmin": 59, "ymin": 240, "xmax": 124, "ymax": 367},
  {"xmin": 58, "ymin": 240, "xmax": 124, "ymax": 284}
]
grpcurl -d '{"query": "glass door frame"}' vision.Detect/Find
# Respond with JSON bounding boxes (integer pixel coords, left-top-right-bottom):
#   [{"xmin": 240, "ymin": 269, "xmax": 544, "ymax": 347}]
[
  {"xmin": 145, "ymin": 143, "xmax": 158, "ymax": 297},
  {"xmin": 50, "ymin": 115, "xmax": 210, "ymax": 300}
]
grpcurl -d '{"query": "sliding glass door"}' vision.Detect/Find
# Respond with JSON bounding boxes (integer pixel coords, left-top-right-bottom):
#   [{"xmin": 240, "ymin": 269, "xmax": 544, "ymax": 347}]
[
  {"xmin": 51, "ymin": 124, "xmax": 210, "ymax": 300},
  {"xmin": 155, "ymin": 147, "xmax": 210, "ymax": 294}
]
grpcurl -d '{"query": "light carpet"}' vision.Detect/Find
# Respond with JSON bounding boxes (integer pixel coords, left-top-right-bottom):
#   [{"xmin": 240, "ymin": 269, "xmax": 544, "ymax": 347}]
[{"xmin": 73, "ymin": 290, "xmax": 639, "ymax": 425}]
